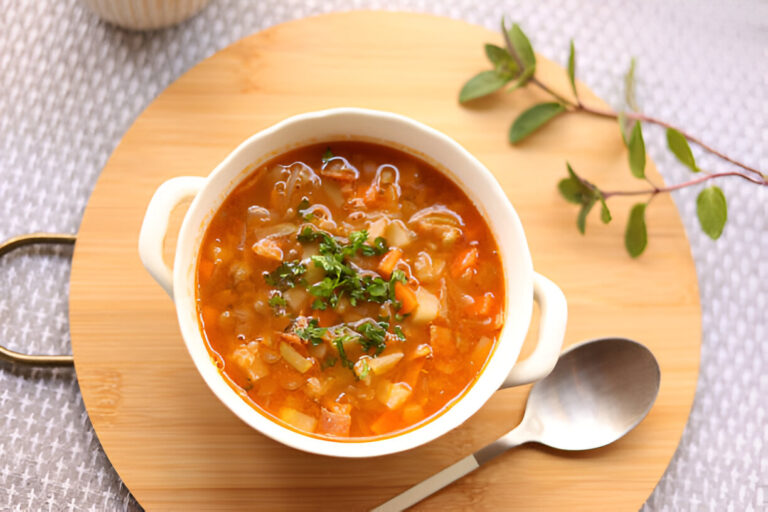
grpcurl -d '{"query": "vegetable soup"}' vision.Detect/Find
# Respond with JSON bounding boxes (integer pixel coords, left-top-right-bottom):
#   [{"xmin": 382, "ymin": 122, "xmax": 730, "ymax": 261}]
[{"xmin": 196, "ymin": 141, "xmax": 504, "ymax": 439}]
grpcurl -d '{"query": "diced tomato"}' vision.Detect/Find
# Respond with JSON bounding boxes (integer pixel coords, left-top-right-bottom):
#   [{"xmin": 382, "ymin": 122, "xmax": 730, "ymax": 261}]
[
  {"xmin": 450, "ymin": 246, "xmax": 479, "ymax": 278},
  {"xmin": 468, "ymin": 292, "xmax": 495, "ymax": 317}
]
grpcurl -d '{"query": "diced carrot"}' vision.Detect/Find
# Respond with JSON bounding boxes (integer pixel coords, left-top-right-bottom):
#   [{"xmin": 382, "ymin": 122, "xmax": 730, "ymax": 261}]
[
  {"xmin": 370, "ymin": 410, "xmax": 402, "ymax": 436},
  {"xmin": 198, "ymin": 258, "xmax": 215, "ymax": 281},
  {"xmin": 402, "ymin": 404, "xmax": 425, "ymax": 425},
  {"xmin": 394, "ymin": 281, "xmax": 418, "ymax": 314},
  {"xmin": 251, "ymin": 238, "xmax": 283, "ymax": 261},
  {"xmin": 450, "ymin": 246, "xmax": 479, "ymax": 278},
  {"xmin": 378, "ymin": 248, "xmax": 403, "ymax": 278},
  {"xmin": 468, "ymin": 292, "xmax": 495, "ymax": 317}
]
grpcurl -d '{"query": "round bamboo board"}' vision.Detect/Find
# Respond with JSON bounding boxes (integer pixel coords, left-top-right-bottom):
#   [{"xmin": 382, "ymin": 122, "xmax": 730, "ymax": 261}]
[{"xmin": 69, "ymin": 11, "xmax": 701, "ymax": 511}]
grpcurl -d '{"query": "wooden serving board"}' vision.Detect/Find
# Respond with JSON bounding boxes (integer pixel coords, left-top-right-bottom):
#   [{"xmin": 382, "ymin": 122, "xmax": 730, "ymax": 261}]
[{"xmin": 69, "ymin": 11, "xmax": 701, "ymax": 511}]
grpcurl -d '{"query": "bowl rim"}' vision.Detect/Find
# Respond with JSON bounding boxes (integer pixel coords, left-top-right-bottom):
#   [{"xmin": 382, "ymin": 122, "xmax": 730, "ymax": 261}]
[{"xmin": 172, "ymin": 107, "xmax": 534, "ymax": 457}]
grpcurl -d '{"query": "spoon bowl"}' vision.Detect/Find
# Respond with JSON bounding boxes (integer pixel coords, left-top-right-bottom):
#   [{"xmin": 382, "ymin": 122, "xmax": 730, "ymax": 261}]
[{"xmin": 526, "ymin": 337, "xmax": 660, "ymax": 451}]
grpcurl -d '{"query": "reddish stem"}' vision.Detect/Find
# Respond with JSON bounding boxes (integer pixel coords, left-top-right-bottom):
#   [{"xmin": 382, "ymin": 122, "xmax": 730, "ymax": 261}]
[{"xmin": 601, "ymin": 171, "xmax": 766, "ymax": 199}]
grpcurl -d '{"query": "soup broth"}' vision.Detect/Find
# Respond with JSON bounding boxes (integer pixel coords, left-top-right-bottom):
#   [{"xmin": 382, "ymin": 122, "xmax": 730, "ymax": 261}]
[{"xmin": 196, "ymin": 141, "xmax": 504, "ymax": 439}]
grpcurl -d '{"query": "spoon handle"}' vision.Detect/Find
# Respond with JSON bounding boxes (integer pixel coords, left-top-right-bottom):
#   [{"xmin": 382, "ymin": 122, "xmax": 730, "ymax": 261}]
[
  {"xmin": 371, "ymin": 428, "xmax": 530, "ymax": 511},
  {"xmin": 370, "ymin": 455, "xmax": 480, "ymax": 512}
]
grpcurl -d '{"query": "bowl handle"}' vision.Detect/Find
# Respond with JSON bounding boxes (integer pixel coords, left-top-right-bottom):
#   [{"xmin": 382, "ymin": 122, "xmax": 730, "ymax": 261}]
[
  {"xmin": 138, "ymin": 176, "xmax": 205, "ymax": 298},
  {"xmin": 501, "ymin": 272, "xmax": 567, "ymax": 388}
]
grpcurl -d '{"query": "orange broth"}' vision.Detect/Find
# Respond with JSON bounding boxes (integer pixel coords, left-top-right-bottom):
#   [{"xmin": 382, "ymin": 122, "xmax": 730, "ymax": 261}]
[{"xmin": 196, "ymin": 141, "xmax": 504, "ymax": 439}]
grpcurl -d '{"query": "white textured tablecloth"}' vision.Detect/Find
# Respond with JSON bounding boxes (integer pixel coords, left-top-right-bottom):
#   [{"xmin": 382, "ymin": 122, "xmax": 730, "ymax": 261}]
[{"xmin": 1, "ymin": 0, "xmax": 766, "ymax": 510}]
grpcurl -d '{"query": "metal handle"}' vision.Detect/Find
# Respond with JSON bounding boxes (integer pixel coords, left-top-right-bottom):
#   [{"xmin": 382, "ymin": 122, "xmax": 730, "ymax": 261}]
[{"xmin": 0, "ymin": 233, "xmax": 76, "ymax": 367}]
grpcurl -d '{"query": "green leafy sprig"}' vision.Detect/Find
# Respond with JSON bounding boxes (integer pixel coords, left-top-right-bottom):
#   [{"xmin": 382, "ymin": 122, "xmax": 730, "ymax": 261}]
[{"xmin": 460, "ymin": 20, "xmax": 766, "ymax": 257}]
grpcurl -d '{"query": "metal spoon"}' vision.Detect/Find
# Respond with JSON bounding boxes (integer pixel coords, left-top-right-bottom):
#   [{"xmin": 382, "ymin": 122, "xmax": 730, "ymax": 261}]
[{"xmin": 373, "ymin": 337, "xmax": 661, "ymax": 512}]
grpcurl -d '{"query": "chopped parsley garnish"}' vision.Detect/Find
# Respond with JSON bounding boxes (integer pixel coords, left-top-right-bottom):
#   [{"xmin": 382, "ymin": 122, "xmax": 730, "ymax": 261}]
[
  {"xmin": 297, "ymin": 198, "xmax": 314, "ymax": 221},
  {"xmin": 297, "ymin": 227, "xmax": 390, "ymax": 310},
  {"xmin": 263, "ymin": 261, "xmax": 307, "ymax": 290},
  {"xmin": 321, "ymin": 147, "xmax": 334, "ymax": 164},
  {"xmin": 294, "ymin": 318, "xmax": 327, "ymax": 346},
  {"xmin": 358, "ymin": 359, "xmax": 370, "ymax": 379},
  {"xmin": 321, "ymin": 356, "xmax": 337, "ymax": 370},
  {"xmin": 394, "ymin": 325, "xmax": 405, "ymax": 340},
  {"xmin": 268, "ymin": 293, "xmax": 286, "ymax": 314},
  {"xmin": 333, "ymin": 335, "xmax": 355, "ymax": 369},
  {"xmin": 356, "ymin": 320, "xmax": 389, "ymax": 355}
]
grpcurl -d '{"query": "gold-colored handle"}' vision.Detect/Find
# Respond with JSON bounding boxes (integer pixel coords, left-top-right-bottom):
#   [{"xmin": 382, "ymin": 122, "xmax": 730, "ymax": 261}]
[{"xmin": 0, "ymin": 233, "xmax": 76, "ymax": 367}]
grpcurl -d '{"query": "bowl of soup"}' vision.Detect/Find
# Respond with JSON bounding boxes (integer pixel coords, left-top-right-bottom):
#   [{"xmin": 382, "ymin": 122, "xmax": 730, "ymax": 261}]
[{"xmin": 138, "ymin": 108, "xmax": 567, "ymax": 457}]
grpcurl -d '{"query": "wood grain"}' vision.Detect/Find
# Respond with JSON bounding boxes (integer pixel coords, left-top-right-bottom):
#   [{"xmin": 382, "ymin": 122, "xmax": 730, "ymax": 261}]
[{"xmin": 69, "ymin": 12, "xmax": 701, "ymax": 511}]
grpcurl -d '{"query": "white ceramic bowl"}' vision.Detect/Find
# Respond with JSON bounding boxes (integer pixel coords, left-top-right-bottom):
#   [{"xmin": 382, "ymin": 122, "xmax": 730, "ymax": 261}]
[
  {"xmin": 138, "ymin": 108, "xmax": 567, "ymax": 458},
  {"xmin": 82, "ymin": 0, "xmax": 211, "ymax": 30}
]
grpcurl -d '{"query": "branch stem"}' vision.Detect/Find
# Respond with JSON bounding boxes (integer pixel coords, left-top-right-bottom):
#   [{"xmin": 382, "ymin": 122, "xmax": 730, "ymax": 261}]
[
  {"xmin": 529, "ymin": 79, "xmax": 764, "ymax": 179},
  {"xmin": 601, "ymin": 171, "xmax": 766, "ymax": 199}
]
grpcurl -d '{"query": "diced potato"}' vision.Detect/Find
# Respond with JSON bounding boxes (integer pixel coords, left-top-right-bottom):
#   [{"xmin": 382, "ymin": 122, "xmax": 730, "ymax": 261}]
[
  {"xmin": 412, "ymin": 343, "xmax": 433, "ymax": 359},
  {"xmin": 383, "ymin": 382, "xmax": 412, "ymax": 410},
  {"xmin": 385, "ymin": 219, "xmax": 413, "ymax": 247},
  {"xmin": 283, "ymin": 286, "xmax": 308, "ymax": 311},
  {"xmin": 411, "ymin": 287, "xmax": 440, "ymax": 324},
  {"xmin": 305, "ymin": 376, "xmax": 332, "ymax": 399},
  {"xmin": 318, "ymin": 407, "xmax": 352, "ymax": 437},
  {"xmin": 231, "ymin": 343, "xmax": 270, "ymax": 381},
  {"xmin": 251, "ymin": 238, "xmax": 283, "ymax": 261},
  {"xmin": 279, "ymin": 342, "xmax": 314, "ymax": 373},
  {"xmin": 367, "ymin": 217, "xmax": 389, "ymax": 241},
  {"xmin": 278, "ymin": 407, "xmax": 318, "ymax": 433},
  {"xmin": 367, "ymin": 352, "xmax": 404, "ymax": 375}
]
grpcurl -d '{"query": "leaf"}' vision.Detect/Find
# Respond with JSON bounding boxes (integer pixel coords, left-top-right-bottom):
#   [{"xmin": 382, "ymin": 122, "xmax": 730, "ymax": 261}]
[
  {"xmin": 628, "ymin": 121, "xmax": 646, "ymax": 178},
  {"xmin": 485, "ymin": 44, "xmax": 519, "ymax": 77},
  {"xmin": 624, "ymin": 58, "xmax": 638, "ymax": 111},
  {"xmin": 567, "ymin": 40, "xmax": 577, "ymax": 100},
  {"xmin": 508, "ymin": 24, "xmax": 536, "ymax": 70},
  {"xmin": 617, "ymin": 111, "xmax": 634, "ymax": 147},
  {"xmin": 558, "ymin": 177, "xmax": 584, "ymax": 204},
  {"xmin": 508, "ymin": 102, "xmax": 566, "ymax": 143},
  {"xmin": 696, "ymin": 186, "xmax": 727, "ymax": 239},
  {"xmin": 666, "ymin": 128, "xmax": 699, "ymax": 172},
  {"xmin": 598, "ymin": 194, "xmax": 612, "ymax": 223},
  {"xmin": 459, "ymin": 70, "xmax": 511, "ymax": 103},
  {"xmin": 625, "ymin": 203, "xmax": 648, "ymax": 257},
  {"xmin": 577, "ymin": 197, "xmax": 596, "ymax": 234},
  {"xmin": 558, "ymin": 162, "xmax": 592, "ymax": 204}
]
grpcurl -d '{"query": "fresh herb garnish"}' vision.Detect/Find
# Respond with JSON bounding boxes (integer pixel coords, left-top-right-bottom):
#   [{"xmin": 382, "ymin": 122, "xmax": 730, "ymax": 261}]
[
  {"xmin": 263, "ymin": 261, "xmax": 307, "ymax": 290},
  {"xmin": 298, "ymin": 227, "xmax": 391, "ymax": 310},
  {"xmin": 268, "ymin": 293, "xmax": 286, "ymax": 314},
  {"xmin": 321, "ymin": 147, "xmax": 334, "ymax": 164},
  {"xmin": 294, "ymin": 318, "xmax": 327, "ymax": 346},
  {"xmin": 394, "ymin": 325, "xmax": 405, "ymax": 340},
  {"xmin": 356, "ymin": 320, "xmax": 389, "ymax": 355},
  {"xmin": 358, "ymin": 359, "xmax": 370, "ymax": 379},
  {"xmin": 321, "ymin": 356, "xmax": 337, "ymax": 370},
  {"xmin": 297, "ymin": 198, "xmax": 315, "ymax": 221},
  {"xmin": 333, "ymin": 335, "xmax": 355, "ymax": 369}
]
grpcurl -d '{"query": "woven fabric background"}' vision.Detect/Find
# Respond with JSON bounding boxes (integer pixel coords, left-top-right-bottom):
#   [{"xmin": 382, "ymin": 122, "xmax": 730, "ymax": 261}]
[{"xmin": 1, "ymin": 0, "xmax": 766, "ymax": 510}]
